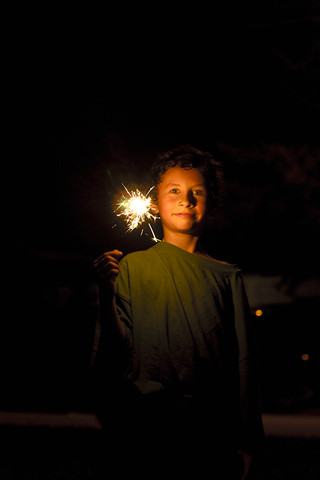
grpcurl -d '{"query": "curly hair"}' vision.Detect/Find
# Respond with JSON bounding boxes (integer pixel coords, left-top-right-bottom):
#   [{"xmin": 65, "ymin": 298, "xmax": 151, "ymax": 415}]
[{"xmin": 151, "ymin": 145, "xmax": 225, "ymax": 215}]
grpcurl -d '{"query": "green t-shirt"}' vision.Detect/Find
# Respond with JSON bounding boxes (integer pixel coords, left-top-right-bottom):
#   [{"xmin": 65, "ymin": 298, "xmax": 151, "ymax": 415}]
[
  {"xmin": 91, "ymin": 242, "xmax": 263, "ymax": 452},
  {"xmin": 116, "ymin": 241, "xmax": 250, "ymax": 391},
  {"xmin": 116, "ymin": 242, "xmax": 263, "ymax": 451},
  {"xmin": 114, "ymin": 241, "xmax": 263, "ymax": 453},
  {"xmin": 89, "ymin": 240, "xmax": 264, "ymax": 456}
]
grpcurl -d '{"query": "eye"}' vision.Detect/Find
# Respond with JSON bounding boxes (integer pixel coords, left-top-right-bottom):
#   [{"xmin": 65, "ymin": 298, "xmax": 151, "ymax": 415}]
[
  {"xmin": 170, "ymin": 188, "xmax": 179, "ymax": 194},
  {"xmin": 193, "ymin": 189, "xmax": 204, "ymax": 196}
]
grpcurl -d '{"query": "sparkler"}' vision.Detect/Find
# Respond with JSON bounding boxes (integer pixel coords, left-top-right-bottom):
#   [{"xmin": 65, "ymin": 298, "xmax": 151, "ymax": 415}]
[{"xmin": 114, "ymin": 184, "xmax": 160, "ymax": 242}]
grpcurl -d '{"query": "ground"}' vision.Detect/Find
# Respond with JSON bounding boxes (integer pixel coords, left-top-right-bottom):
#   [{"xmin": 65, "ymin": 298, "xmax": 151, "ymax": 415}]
[{"xmin": 1, "ymin": 422, "xmax": 320, "ymax": 479}]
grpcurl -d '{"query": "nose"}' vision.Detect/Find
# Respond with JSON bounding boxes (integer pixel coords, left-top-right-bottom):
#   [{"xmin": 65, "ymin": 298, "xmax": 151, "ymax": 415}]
[{"xmin": 179, "ymin": 191, "xmax": 196, "ymax": 208}]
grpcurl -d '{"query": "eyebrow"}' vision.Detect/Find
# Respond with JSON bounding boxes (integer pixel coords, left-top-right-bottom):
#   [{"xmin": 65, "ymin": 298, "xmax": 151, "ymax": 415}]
[{"xmin": 164, "ymin": 183, "xmax": 206, "ymax": 188}]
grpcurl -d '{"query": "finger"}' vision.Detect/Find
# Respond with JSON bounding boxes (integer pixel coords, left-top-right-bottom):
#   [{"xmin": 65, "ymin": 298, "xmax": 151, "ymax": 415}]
[
  {"xmin": 93, "ymin": 253, "xmax": 113, "ymax": 265},
  {"xmin": 99, "ymin": 250, "xmax": 123, "ymax": 260},
  {"xmin": 109, "ymin": 250, "xmax": 123, "ymax": 259},
  {"xmin": 94, "ymin": 261, "xmax": 120, "ymax": 274},
  {"xmin": 93, "ymin": 255, "xmax": 121, "ymax": 269},
  {"xmin": 93, "ymin": 256, "xmax": 118, "ymax": 267},
  {"xmin": 109, "ymin": 268, "xmax": 120, "ymax": 277},
  {"xmin": 93, "ymin": 250, "xmax": 123, "ymax": 266},
  {"xmin": 95, "ymin": 268, "xmax": 120, "ymax": 282}
]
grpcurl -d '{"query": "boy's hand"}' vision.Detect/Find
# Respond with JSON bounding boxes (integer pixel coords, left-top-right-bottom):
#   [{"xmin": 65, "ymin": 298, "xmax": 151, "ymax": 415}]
[{"xmin": 93, "ymin": 250, "xmax": 123, "ymax": 297}]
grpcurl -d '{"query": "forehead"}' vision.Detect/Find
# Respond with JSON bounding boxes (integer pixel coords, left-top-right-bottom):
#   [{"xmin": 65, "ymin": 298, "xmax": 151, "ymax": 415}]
[{"xmin": 159, "ymin": 166, "xmax": 206, "ymax": 186}]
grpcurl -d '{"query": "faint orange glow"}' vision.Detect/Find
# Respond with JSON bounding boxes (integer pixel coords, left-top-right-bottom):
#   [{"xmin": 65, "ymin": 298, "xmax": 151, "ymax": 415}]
[
  {"xmin": 255, "ymin": 309, "xmax": 263, "ymax": 317},
  {"xmin": 301, "ymin": 353, "xmax": 310, "ymax": 361}
]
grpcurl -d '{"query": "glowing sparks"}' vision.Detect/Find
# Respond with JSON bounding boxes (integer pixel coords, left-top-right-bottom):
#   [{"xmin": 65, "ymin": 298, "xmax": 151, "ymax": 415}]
[{"xmin": 115, "ymin": 184, "xmax": 160, "ymax": 242}]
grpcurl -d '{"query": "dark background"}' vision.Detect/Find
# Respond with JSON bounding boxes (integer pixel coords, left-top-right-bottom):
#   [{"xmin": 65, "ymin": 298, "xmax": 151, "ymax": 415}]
[
  {"xmin": 11, "ymin": 3, "xmax": 319, "ymax": 270},
  {"xmin": 4, "ymin": 2, "xmax": 320, "ymax": 414}
]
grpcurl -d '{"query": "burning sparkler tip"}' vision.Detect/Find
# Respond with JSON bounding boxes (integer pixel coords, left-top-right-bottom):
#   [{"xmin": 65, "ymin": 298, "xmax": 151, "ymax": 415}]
[{"xmin": 114, "ymin": 184, "xmax": 159, "ymax": 238}]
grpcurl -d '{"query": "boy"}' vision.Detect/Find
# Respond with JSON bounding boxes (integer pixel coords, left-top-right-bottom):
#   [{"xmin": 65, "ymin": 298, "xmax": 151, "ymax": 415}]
[{"xmin": 93, "ymin": 145, "xmax": 263, "ymax": 479}]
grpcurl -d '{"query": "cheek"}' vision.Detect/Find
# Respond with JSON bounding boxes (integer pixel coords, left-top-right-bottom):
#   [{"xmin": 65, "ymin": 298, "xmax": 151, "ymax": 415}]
[
  {"xmin": 158, "ymin": 196, "xmax": 175, "ymax": 214},
  {"xmin": 198, "ymin": 198, "xmax": 207, "ymax": 215},
  {"xmin": 159, "ymin": 204, "xmax": 170, "ymax": 219}
]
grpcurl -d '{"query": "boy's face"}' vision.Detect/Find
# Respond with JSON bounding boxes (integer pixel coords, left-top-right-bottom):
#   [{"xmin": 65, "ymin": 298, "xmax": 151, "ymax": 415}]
[{"xmin": 153, "ymin": 166, "xmax": 207, "ymax": 238}]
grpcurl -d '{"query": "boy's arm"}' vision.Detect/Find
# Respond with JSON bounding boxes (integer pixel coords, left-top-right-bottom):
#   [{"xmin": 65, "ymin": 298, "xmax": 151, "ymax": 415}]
[
  {"xmin": 98, "ymin": 280, "xmax": 127, "ymax": 344},
  {"xmin": 92, "ymin": 250, "xmax": 128, "ymax": 360},
  {"xmin": 231, "ymin": 272, "xmax": 264, "ymax": 458}
]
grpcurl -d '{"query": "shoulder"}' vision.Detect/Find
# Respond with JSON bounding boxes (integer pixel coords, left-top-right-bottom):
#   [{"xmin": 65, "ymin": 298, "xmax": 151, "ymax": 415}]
[
  {"xmin": 193, "ymin": 251, "xmax": 241, "ymax": 276},
  {"xmin": 205, "ymin": 256, "xmax": 242, "ymax": 274},
  {"xmin": 208, "ymin": 257, "xmax": 230, "ymax": 266}
]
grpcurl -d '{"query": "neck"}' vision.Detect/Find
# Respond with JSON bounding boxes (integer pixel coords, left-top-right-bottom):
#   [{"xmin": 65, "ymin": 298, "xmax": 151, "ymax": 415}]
[{"xmin": 162, "ymin": 231, "xmax": 201, "ymax": 254}]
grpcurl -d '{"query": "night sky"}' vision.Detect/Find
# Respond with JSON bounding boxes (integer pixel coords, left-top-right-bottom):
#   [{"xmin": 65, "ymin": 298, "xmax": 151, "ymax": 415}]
[{"xmin": 11, "ymin": 3, "xmax": 320, "ymax": 276}]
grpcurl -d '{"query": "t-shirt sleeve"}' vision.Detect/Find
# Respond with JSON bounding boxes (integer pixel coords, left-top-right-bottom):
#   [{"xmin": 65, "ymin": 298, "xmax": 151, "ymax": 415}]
[{"xmin": 230, "ymin": 272, "xmax": 264, "ymax": 454}]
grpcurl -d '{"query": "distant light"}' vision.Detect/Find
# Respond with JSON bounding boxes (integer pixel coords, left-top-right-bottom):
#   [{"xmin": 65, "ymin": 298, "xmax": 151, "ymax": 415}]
[
  {"xmin": 255, "ymin": 309, "xmax": 263, "ymax": 317},
  {"xmin": 301, "ymin": 353, "xmax": 310, "ymax": 361}
]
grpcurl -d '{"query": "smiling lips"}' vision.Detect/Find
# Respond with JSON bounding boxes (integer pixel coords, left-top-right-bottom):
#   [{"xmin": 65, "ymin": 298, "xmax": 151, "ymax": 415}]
[{"xmin": 174, "ymin": 213, "xmax": 194, "ymax": 218}]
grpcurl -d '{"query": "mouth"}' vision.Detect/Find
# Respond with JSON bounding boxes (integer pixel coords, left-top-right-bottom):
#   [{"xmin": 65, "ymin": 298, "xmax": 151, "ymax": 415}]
[{"xmin": 174, "ymin": 213, "xmax": 194, "ymax": 218}]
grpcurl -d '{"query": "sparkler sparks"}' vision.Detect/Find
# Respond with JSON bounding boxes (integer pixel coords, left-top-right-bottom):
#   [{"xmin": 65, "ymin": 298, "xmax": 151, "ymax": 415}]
[{"xmin": 114, "ymin": 184, "xmax": 160, "ymax": 242}]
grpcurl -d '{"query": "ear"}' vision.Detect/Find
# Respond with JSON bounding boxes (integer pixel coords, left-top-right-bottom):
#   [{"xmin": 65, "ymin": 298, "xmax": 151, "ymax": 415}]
[{"xmin": 151, "ymin": 202, "xmax": 159, "ymax": 214}]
